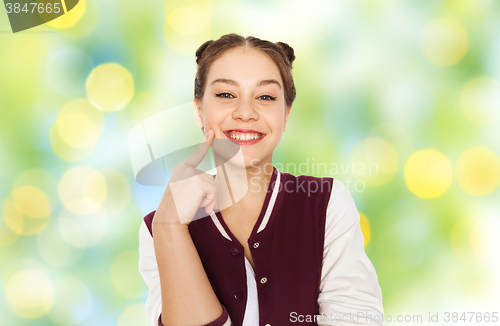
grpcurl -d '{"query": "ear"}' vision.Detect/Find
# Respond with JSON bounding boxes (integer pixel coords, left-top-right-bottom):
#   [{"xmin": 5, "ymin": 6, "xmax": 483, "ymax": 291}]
[
  {"xmin": 283, "ymin": 105, "xmax": 291, "ymax": 132},
  {"xmin": 193, "ymin": 98, "xmax": 203, "ymax": 130}
]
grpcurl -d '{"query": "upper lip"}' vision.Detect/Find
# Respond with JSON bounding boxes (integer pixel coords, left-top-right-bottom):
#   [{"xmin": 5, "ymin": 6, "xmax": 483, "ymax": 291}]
[{"xmin": 223, "ymin": 128, "xmax": 266, "ymax": 135}]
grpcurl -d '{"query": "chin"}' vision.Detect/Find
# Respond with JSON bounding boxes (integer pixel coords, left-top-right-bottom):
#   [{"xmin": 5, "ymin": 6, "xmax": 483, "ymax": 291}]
[{"xmin": 211, "ymin": 140, "xmax": 273, "ymax": 170}]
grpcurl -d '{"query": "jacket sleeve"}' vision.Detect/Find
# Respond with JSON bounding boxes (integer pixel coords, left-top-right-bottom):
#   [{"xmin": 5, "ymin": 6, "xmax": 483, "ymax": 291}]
[
  {"xmin": 317, "ymin": 180, "xmax": 385, "ymax": 326},
  {"xmin": 138, "ymin": 219, "xmax": 233, "ymax": 326}
]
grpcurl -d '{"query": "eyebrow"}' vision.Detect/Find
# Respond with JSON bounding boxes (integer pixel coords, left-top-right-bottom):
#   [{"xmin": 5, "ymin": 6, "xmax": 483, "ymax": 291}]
[{"xmin": 209, "ymin": 78, "xmax": 282, "ymax": 89}]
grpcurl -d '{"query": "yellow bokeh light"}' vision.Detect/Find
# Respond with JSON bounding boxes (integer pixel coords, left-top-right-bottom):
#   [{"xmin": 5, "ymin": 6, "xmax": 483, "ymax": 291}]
[
  {"xmin": 129, "ymin": 91, "xmax": 175, "ymax": 127},
  {"xmin": 49, "ymin": 0, "xmax": 100, "ymax": 39},
  {"xmin": 420, "ymin": 17, "xmax": 468, "ymax": 66},
  {"xmin": 46, "ymin": 0, "xmax": 87, "ymax": 29},
  {"xmin": 12, "ymin": 185, "xmax": 51, "ymax": 218},
  {"xmin": 163, "ymin": 2, "xmax": 211, "ymax": 56},
  {"xmin": 50, "ymin": 99, "xmax": 104, "ymax": 161},
  {"xmin": 456, "ymin": 147, "xmax": 500, "ymax": 196},
  {"xmin": 460, "ymin": 77, "xmax": 500, "ymax": 125},
  {"xmin": 3, "ymin": 198, "xmax": 24, "ymax": 235},
  {"xmin": 404, "ymin": 149, "xmax": 453, "ymax": 198},
  {"xmin": 450, "ymin": 217, "xmax": 486, "ymax": 263},
  {"xmin": 96, "ymin": 169, "xmax": 131, "ymax": 217},
  {"xmin": 470, "ymin": 219, "xmax": 488, "ymax": 262},
  {"xmin": 5, "ymin": 269, "xmax": 54, "ymax": 319},
  {"xmin": 59, "ymin": 166, "xmax": 107, "ymax": 215},
  {"xmin": 56, "ymin": 111, "xmax": 101, "ymax": 148},
  {"xmin": 110, "ymin": 250, "xmax": 145, "ymax": 298},
  {"xmin": 368, "ymin": 123, "xmax": 414, "ymax": 158},
  {"xmin": 3, "ymin": 197, "xmax": 50, "ymax": 236},
  {"xmin": 445, "ymin": 0, "xmax": 493, "ymax": 21},
  {"xmin": 86, "ymin": 63, "xmax": 135, "ymax": 112},
  {"xmin": 57, "ymin": 209, "xmax": 108, "ymax": 248},
  {"xmin": 13, "ymin": 169, "xmax": 59, "ymax": 209},
  {"xmin": 359, "ymin": 211, "xmax": 371, "ymax": 247},
  {"xmin": 349, "ymin": 137, "xmax": 399, "ymax": 186},
  {"xmin": 0, "ymin": 217, "xmax": 19, "ymax": 247},
  {"xmin": 166, "ymin": 6, "xmax": 210, "ymax": 35},
  {"xmin": 47, "ymin": 276, "xmax": 92, "ymax": 325},
  {"xmin": 49, "ymin": 123, "xmax": 94, "ymax": 162},
  {"xmin": 117, "ymin": 304, "xmax": 149, "ymax": 326}
]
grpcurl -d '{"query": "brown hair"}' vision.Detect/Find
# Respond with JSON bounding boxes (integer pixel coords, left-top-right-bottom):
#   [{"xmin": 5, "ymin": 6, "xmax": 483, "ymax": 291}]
[{"xmin": 194, "ymin": 33, "xmax": 296, "ymax": 110}]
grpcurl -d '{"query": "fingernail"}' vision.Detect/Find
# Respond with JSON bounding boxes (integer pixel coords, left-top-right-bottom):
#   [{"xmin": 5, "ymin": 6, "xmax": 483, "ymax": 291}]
[{"xmin": 208, "ymin": 129, "xmax": 214, "ymax": 137}]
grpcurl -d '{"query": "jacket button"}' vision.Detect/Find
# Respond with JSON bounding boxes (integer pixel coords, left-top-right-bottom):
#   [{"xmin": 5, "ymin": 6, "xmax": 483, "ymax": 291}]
[
  {"xmin": 265, "ymin": 324, "xmax": 271, "ymax": 326},
  {"xmin": 253, "ymin": 242, "xmax": 259, "ymax": 248},
  {"xmin": 234, "ymin": 289, "xmax": 244, "ymax": 300},
  {"xmin": 230, "ymin": 248, "xmax": 240, "ymax": 256},
  {"xmin": 260, "ymin": 277, "xmax": 267, "ymax": 284}
]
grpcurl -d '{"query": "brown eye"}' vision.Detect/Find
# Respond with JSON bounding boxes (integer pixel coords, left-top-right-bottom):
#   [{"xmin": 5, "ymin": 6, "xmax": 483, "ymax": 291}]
[{"xmin": 215, "ymin": 92, "xmax": 234, "ymax": 99}]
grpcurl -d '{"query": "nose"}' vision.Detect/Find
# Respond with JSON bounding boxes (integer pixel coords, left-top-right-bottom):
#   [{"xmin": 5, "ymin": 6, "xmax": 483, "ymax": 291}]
[{"xmin": 232, "ymin": 99, "xmax": 259, "ymax": 121}]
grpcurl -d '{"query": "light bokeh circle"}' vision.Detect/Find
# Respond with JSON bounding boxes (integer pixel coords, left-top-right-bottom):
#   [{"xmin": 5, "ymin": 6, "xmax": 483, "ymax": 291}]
[
  {"xmin": 3, "ymin": 196, "xmax": 50, "ymax": 236},
  {"xmin": 5, "ymin": 269, "xmax": 54, "ymax": 319},
  {"xmin": 86, "ymin": 63, "xmax": 135, "ymax": 112},
  {"xmin": 163, "ymin": 1, "xmax": 212, "ymax": 56},
  {"xmin": 359, "ymin": 211, "xmax": 371, "ymax": 247},
  {"xmin": 349, "ymin": 137, "xmax": 399, "ymax": 186},
  {"xmin": 96, "ymin": 169, "xmax": 131, "ymax": 217},
  {"xmin": 47, "ymin": 276, "xmax": 92, "ymax": 325},
  {"xmin": 455, "ymin": 147, "xmax": 500, "ymax": 196},
  {"xmin": 450, "ymin": 217, "xmax": 487, "ymax": 264},
  {"xmin": 46, "ymin": 0, "xmax": 87, "ymax": 29},
  {"xmin": 404, "ymin": 149, "xmax": 453, "ymax": 198},
  {"xmin": 460, "ymin": 77, "xmax": 500, "ymax": 125},
  {"xmin": 50, "ymin": 99, "xmax": 105, "ymax": 161},
  {"xmin": 12, "ymin": 185, "xmax": 51, "ymax": 219},
  {"xmin": 420, "ymin": 17, "xmax": 468, "ymax": 66},
  {"xmin": 58, "ymin": 166, "xmax": 107, "ymax": 215},
  {"xmin": 57, "ymin": 208, "xmax": 108, "ymax": 248},
  {"xmin": 117, "ymin": 304, "xmax": 148, "ymax": 326}
]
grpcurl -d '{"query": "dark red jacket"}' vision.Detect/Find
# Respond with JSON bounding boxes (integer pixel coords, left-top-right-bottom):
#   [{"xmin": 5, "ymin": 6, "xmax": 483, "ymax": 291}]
[{"xmin": 144, "ymin": 166, "xmax": 334, "ymax": 326}]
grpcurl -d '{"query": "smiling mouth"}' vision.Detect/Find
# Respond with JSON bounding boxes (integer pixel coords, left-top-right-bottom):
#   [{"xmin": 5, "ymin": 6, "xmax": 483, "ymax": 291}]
[{"xmin": 222, "ymin": 129, "xmax": 267, "ymax": 145}]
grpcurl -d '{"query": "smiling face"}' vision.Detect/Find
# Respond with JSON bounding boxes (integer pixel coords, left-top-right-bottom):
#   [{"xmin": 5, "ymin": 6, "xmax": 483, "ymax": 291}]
[{"xmin": 194, "ymin": 46, "xmax": 291, "ymax": 169}]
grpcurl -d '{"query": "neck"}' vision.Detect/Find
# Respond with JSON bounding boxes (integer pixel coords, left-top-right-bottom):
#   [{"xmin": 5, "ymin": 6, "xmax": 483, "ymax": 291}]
[{"xmin": 213, "ymin": 154, "xmax": 274, "ymax": 212}]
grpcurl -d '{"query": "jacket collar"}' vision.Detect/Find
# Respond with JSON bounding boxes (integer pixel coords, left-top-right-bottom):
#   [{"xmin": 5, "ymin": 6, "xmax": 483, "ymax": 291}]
[{"xmin": 209, "ymin": 166, "xmax": 284, "ymax": 242}]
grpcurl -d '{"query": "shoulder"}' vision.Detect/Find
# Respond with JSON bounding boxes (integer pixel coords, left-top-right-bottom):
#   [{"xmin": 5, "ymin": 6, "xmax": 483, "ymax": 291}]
[
  {"xmin": 277, "ymin": 172, "xmax": 336, "ymax": 228},
  {"xmin": 278, "ymin": 171, "xmax": 334, "ymax": 198},
  {"xmin": 326, "ymin": 179, "xmax": 358, "ymax": 214},
  {"xmin": 324, "ymin": 179, "xmax": 361, "ymax": 235}
]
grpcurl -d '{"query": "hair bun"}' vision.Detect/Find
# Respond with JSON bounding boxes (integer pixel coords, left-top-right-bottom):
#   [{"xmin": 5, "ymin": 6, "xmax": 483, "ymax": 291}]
[
  {"xmin": 196, "ymin": 40, "xmax": 214, "ymax": 64},
  {"xmin": 276, "ymin": 42, "xmax": 295, "ymax": 66}
]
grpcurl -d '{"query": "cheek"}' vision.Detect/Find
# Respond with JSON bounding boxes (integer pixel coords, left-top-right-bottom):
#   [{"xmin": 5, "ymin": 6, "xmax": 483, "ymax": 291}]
[
  {"xmin": 202, "ymin": 106, "xmax": 225, "ymax": 126},
  {"xmin": 270, "ymin": 112, "xmax": 286, "ymax": 130}
]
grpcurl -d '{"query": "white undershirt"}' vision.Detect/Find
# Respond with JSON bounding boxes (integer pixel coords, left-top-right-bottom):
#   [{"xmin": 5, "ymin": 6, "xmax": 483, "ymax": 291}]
[{"xmin": 242, "ymin": 256, "xmax": 259, "ymax": 326}]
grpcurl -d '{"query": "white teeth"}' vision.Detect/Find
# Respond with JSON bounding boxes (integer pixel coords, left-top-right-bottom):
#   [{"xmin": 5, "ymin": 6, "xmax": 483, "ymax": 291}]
[{"xmin": 228, "ymin": 132, "xmax": 262, "ymax": 141}]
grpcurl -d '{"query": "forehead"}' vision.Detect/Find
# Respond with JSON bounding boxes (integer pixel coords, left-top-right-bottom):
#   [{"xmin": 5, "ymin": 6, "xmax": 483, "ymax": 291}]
[{"xmin": 206, "ymin": 47, "xmax": 283, "ymax": 87}]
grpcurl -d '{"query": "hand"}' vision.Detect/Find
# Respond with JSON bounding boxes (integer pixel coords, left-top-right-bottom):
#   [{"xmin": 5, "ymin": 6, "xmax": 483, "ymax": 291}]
[{"xmin": 154, "ymin": 129, "xmax": 218, "ymax": 226}]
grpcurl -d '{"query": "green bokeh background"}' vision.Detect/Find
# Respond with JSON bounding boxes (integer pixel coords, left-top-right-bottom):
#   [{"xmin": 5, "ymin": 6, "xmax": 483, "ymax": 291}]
[{"xmin": 1, "ymin": 0, "xmax": 499, "ymax": 325}]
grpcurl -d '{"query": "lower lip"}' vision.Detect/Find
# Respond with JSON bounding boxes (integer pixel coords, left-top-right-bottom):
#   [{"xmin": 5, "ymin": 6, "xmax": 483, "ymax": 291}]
[{"xmin": 224, "ymin": 132, "xmax": 266, "ymax": 146}]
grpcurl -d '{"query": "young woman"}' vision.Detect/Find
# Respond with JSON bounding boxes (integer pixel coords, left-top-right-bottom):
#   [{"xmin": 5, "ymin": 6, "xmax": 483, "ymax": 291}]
[{"xmin": 139, "ymin": 33, "xmax": 385, "ymax": 326}]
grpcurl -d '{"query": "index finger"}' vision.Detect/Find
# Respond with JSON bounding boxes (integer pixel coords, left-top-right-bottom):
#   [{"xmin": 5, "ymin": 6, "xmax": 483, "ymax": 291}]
[{"xmin": 183, "ymin": 129, "xmax": 214, "ymax": 167}]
